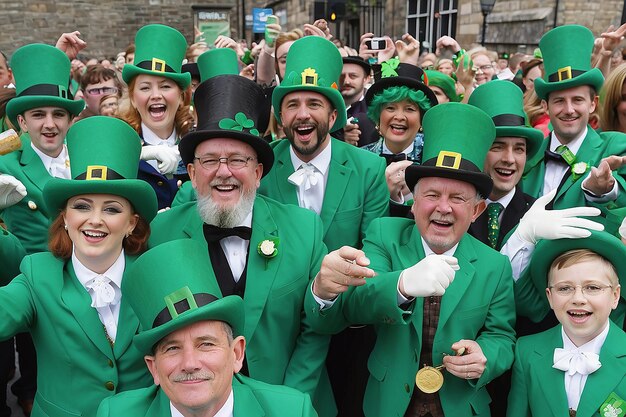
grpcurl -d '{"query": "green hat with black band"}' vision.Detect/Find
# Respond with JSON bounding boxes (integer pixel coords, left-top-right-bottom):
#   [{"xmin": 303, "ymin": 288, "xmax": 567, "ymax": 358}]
[
  {"xmin": 197, "ymin": 48, "xmax": 240, "ymax": 82},
  {"xmin": 405, "ymin": 102, "xmax": 495, "ymax": 197},
  {"xmin": 122, "ymin": 24, "xmax": 191, "ymax": 89},
  {"xmin": 469, "ymin": 80, "xmax": 544, "ymax": 159},
  {"xmin": 272, "ymin": 36, "xmax": 346, "ymax": 131},
  {"xmin": 124, "ymin": 239, "xmax": 245, "ymax": 354},
  {"xmin": 43, "ymin": 116, "xmax": 157, "ymax": 222},
  {"xmin": 424, "ymin": 70, "xmax": 459, "ymax": 103},
  {"xmin": 534, "ymin": 25, "xmax": 604, "ymax": 100},
  {"xmin": 6, "ymin": 44, "xmax": 84, "ymax": 128}
]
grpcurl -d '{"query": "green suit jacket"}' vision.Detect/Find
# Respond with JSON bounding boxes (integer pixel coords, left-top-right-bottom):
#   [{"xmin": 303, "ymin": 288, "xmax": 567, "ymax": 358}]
[
  {"xmin": 96, "ymin": 374, "xmax": 318, "ymax": 417},
  {"xmin": 258, "ymin": 138, "xmax": 389, "ymax": 251},
  {"xmin": 0, "ymin": 135, "xmax": 55, "ymax": 254},
  {"xmin": 148, "ymin": 195, "xmax": 334, "ymax": 417},
  {"xmin": 507, "ymin": 322, "xmax": 626, "ymax": 417},
  {"xmin": 0, "ymin": 252, "xmax": 152, "ymax": 417},
  {"xmin": 305, "ymin": 218, "xmax": 516, "ymax": 417},
  {"xmin": 0, "ymin": 227, "xmax": 26, "ymax": 285}
]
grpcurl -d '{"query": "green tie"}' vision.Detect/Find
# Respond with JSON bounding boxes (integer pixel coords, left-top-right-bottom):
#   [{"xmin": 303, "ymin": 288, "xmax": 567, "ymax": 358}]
[
  {"xmin": 555, "ymin": 144, "xmax": 576, "ymax": 167},
  {"xmin": 487, "ymin": 202, "xmax": 504, "ymax": 249}
]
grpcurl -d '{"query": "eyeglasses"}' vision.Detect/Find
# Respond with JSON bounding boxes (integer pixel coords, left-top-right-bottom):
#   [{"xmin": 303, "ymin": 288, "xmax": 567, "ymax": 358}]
[
  {"xmin": 194, "ymin": 155, "xmax": 255, "ymax": 170},
  {"xmin": 86, "ymin": 87, "xmax": 119, "ymax": 96},
  {"xmin": 472, "ymin": 65, "xmax": 493, "ymax": 73},
  {"xmin": 548, "ymin": 283, "xmax": 617, "ymax": 297}
]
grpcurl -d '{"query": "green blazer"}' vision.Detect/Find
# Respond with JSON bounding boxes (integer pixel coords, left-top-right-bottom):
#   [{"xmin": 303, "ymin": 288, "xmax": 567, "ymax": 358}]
[
  {"xmin": 0, "ymin": 135, "xmax": 55, "ymax": 254},
  {"xmin": 0, "ymin": 227, "xmax": 26, "ymax": 285},
  {"xmin": 148, "ymin": 195, "xmax": 335, "ymax": 417},
  {"xmin": 258, "ymin": 138, "xmax": 389, "ymax": 251},
  {"xmin": 507, "ymin": 322, "xmax": 626, "ymax": 417},
  {"xmin": 96, "ymin": 374, "xmax": 318, "ymax": 417},
  {"xmin": 305, "ymin": 218, "xmax": 517, "ymax": 417},
  {"xmin": 0, "ymin": 252, "xmax": 152, "ymax": 417}
]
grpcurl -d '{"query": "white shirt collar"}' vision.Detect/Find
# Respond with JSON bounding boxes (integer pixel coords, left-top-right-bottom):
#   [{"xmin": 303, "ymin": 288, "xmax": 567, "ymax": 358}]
[
  {"xmin": 289, "ymin": 138, "xmax": 332, "ymax": 176},
  {"xmin": 30, "ymin": 142, "xmax": 68, "ymax": 173},
  {"xmin": 382, "ymin": 140, "xmax": 414, "ymax": 155},
  {"xmin": 486, "ymin": 187, "xmax": 516, "ymax": 210},
  {"xmin": 549, "ymin": 127, "xmax": 587, "ymax": 155},
  {"xmin": 169, "ymin": 389, "xmax": 234, "ymax": 417},
  {"xmin": 421, "ymin": 237, "xmax": 459, "ymax": 257},
  {"xmin": 239, "ymin": 211, "xmax": 253, "ymax": 228},
  {"xmin": 345, "ymin": 94, "xmax": 365, "ymax": 112},
  {"xmin": 561, "ymin": 320, "xmax": 609, "ymax": 352},
  {"xmin": 141, "ymin": 122, "xmax": 178, "ymax": 147},
  {"xmin": 72, "ymin": 249, "xmax": 126, "ymax": 290}
]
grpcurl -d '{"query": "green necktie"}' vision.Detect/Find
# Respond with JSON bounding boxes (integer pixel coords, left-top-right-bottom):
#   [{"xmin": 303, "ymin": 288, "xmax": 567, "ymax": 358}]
[
  {"xmin": 555, "ymin": 144, "xmax": 576, "ymax": 167},
  {"xmin": 487, "ymin": 202, "xmax": 504, "ymax": 249}
]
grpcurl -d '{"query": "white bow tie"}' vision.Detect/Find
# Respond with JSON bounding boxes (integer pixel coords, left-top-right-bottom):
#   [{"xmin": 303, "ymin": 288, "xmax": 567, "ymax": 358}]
[
  {"xmin": 85, "ymin": 275, "xmax": 120, "ymax": 308},
  {"xmin": 553, "ymin": 348, "xmax": 602, "ymax": 376},
  {"xmin": 288, "ymin": 163, "xmax": 319, "ymax": 190}
]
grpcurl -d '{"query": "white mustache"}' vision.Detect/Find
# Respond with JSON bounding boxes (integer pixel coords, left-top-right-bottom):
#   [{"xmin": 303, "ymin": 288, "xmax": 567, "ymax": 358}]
[{"xmin": 173, "ymin": 371, "xmax": 213, "ymax": 382}]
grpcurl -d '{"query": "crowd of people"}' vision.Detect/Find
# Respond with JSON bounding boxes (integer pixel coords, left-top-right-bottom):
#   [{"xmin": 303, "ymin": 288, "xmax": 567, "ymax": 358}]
[{"xmin": 0, "ymin": 15, "xmax": 625, "ymax": 417}]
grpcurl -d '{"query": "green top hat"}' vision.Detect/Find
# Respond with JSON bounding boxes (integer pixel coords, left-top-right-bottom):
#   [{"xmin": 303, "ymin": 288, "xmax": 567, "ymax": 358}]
[
  {"xmin": 529, "ymin": 230, "xmax": 626, "ymax": 301},
  {"xmin": 534, "ymin": 25, "xmax": 604, "ymax": 100},
  {"xmin": 468, "ymin": 80, "xmax": 544, "ymax": 160},
  {"xmin": 122, "ymin": 24, "xmax": 191, "ymax": 89},
  {"xmin": 405, "ymin": 102, "xmax": 495, "ymax": 197},
  {"xmin": 197, "ymin": 48, "xmax": 239, "ymax": 82},
  {"xmin": 43, "ymin": 117, "xmax": 157, "ymax": 222},
  {"xmin": 272, "ymin": 36, "xmax": 346, "ymax": 131},
  {"xmin": 6, "ymin": 44, "xmax": 84, "ymax": 128},
  {"xmin": 424, "ymin": 70, "xmax": 459, "ymax": 103},
  {"xmin": 123, "ymin": 239, "xmax": 245, "ymax": 354}
]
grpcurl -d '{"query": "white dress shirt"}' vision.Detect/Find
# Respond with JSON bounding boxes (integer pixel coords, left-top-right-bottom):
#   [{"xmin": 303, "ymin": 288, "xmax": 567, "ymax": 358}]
[
  {"xmin": 31, "ymin": 142, "xmax": 70, "ymax": 179},
  {"xmin": 170, "ymin": 390, "xmax": 233, "ymax": 417},
  {"xmin": 289, "ymin": 140, "xmax": 332, "ymax": 215},
  {"xmin": 220, "ymin": 212, "xmax": 252, "ymax": 282}
]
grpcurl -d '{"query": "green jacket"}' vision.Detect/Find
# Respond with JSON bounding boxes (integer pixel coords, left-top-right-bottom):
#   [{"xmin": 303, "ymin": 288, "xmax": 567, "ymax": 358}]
[
  {"xmin": 507, "ymin": 321, "xmax": 626, "ymax": 417},
  {"xmin": 148, "ymin": 195, "xmax": 334, "ymax": 417},
  {"xmin": 0, "ymin": 227, "xmax": 26, "ymax": 285},
  {"xmin": 305, "ymin": 218, "xmax": 516, "ymax": 417},
  {"xmin": 258, "ymin": 138, "xmax": 389, "ymax": 251},
  {"xmin": 96, "ymin": 374, "xmax": 318, "ymax": 417},
  {"xmin": 0, "ymin": 135, "xmax": 54, "ymax": 254},
  {"xmin": 0, "ymin": 252, "xmax": 152, "ymax": 417}
]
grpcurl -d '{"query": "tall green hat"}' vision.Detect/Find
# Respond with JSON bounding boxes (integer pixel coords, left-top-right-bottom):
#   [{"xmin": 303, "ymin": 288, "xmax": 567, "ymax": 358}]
[
  {"xmin": 405, "ymin": 102, "xmax": 495, "ymax": 197},
  {"xmin": 6, "ymin": 44, "xmax": 84, "ymax": 128},
  {"xmin": 424, "ymin": 70, "xmax": 459, "ymax": 103},
  {"xmin": 197, "ymin": 48, "xmax": 239, "ymax": 82},
  {"xmin": 468, "ymin": 80, "xmax": 544, "ymax": 160},
  {"xmin": 534, "ymin": 25, "xmax": 604, "ymax": 100},
  {"xmin": 529, "ymin": 230, "xmax": 626, "ymax": 301},
  {"xmin": 122, "ymin": 24, "xmax": 191, "ymax": 89},
  {"xmin": 123, "ymin": 239, "xmax": 245, "ymax": 354},
  {"xmin": 43, "ymin": 117, "xmax": 157, "ymax": 222},
  {"xmin": 272, "ymin": 36, "xmax": 346, "ymax": 130}
]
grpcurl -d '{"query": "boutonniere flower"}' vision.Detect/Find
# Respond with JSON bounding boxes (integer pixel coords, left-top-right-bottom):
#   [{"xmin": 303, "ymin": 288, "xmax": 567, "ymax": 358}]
[
  {"xmin": 572, "ymin": 161, "xmax": 589, "ymax": 181},
  {"xmin": 257, "ymin": 237, "xmax": 279, "ymax": 268}
]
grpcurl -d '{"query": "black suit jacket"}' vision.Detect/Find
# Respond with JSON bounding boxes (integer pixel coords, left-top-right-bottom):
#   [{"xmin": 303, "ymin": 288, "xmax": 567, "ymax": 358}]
[{"xmin": 332, "ymin": 98, "xmax": 379, "ymax": 147}]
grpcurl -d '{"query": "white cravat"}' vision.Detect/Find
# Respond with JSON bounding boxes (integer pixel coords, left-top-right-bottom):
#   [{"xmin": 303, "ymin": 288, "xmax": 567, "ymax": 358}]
[
  {"xmin": 288, "ymin": 141, "xmax": 331, "ymax": 215},
  {"xmin": 553, "ymin": 323, "xmax": 608, "ymax": 411}
]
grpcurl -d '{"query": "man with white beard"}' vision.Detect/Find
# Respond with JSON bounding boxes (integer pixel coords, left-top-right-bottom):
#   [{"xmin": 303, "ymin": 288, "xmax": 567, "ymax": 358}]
[{"xmin": 147, "ymin": 74, "xmax": 337, "ymax": 417}]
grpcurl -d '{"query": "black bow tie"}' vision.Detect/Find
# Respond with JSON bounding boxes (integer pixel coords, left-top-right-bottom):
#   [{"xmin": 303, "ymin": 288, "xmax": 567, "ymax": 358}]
[
  {"xmin": 544, "ymin": 149, "xmax": 566, "ymax": 164},
  {"xmin": 381, "ymin": 152, "xmax": 408, "ymax": 165},
  {"xmin": 203, "ymin": 224, "xmax": 252, "ymax": 242}
]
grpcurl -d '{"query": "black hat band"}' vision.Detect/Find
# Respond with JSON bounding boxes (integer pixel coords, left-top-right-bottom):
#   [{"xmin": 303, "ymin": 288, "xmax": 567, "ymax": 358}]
[
  {"xmin": 492, "ymin": 114, "xmax": 525, "ymax": 127},
  {"xmin": 19, "ymin": 83, "xmax": 72, "ymax": 100},
  {"xmin": 421, "ymin": 155, "xmax": 481, "ymax": 173},
  {"xmin": 136, "ymin": 58, "xmax": 176, "ymax": 74},
  {"xmin": 153, "ymin": 292, "xmax": 218, "ymax": 328},
  {"xmin": 75, "ymin": 166, "xmax": 124, "ymax": 181},
  {"xmin": 547, "ymin": 67, "xmax": 585, "ymax": 82}
]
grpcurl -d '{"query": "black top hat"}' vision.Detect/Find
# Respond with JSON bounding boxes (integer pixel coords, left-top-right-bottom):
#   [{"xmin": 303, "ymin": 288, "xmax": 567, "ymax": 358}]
[
  {"xmin": 181, "ymin": 62, "xmax": 200, "ymax": 80},
  {"xmin": 365, "ymin": 59, "xmax": 438, "ymax": 107}
]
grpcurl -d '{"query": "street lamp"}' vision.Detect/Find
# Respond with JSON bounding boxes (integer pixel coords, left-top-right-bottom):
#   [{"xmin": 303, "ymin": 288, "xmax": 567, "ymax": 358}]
[{"xmin": 480, "ymin": 0, "xmax": 496, "ymax": 46}]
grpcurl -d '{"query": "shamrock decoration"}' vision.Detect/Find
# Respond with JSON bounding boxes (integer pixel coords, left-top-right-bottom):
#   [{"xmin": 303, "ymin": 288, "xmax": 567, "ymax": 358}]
[
  {"xmin": 218, "ymin": 112, "xmax": 260, "ymax": 136},
  {"xmin": 381, "ymin": 57, "xmax": 400, "ymax": 78}
]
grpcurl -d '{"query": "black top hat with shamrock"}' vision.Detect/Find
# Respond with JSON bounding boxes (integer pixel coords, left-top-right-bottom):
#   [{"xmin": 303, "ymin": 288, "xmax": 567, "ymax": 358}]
[
  {"xmin": 43, "ymin": 116, "xmax": 157, "ymax": 222},
  {"xmin": 179, "ymin": 74, "xmax": 273, "ymax": 175},
  {"xmin": 124, "ymin": 239, "xmax": 245, "ymax": 354},
  {"xmin": 6, "ymin": 44, "xmax": 84, "ymax": 128},
  {"xmin": 122, "ymin": 24, "xmax": 191, "ymax": 89},
  {"xmin": 405, "ymin": 102, "xmax": 495, "ymax": 197},
  {"xmin": 534, "ymin": 25, "xmax": 604, "ymax": 100}
]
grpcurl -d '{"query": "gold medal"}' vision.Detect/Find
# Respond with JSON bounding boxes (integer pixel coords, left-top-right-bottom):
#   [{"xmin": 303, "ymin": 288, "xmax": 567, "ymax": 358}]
[{"xmin": 415, "ymin": 365, "xmax": 445, "ymax": 393}]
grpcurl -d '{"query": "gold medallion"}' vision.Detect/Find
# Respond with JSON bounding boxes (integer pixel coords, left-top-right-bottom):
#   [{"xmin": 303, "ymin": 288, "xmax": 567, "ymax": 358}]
[{"xmin": 415, "ymin": 365, "xmax": 444, "ymax": 393}]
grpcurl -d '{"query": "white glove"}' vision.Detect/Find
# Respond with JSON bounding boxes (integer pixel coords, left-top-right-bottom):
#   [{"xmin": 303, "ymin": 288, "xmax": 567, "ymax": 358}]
[
  {"xmin": 140, "ymin": 145, "xmax": 180, "ymax": 175},
  {"xmin": 400, "ymin": 255, "xmax": 459, "ymax": 297},
  {"xmin": 515, "ymin": 189, "xmax": 604, "ymax": 245},
  {"xmin": 0, "ymin": 174, "xmax": 26, "ymax": 209}
]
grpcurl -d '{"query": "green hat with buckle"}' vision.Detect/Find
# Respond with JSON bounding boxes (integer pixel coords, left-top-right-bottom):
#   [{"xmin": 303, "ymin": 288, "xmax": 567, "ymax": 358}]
[
  {"xmin": 124, "ymin": 239, "xmax": 245, "ymax": 354},
  {"xmin": 534, "ymin": 25, "xmax": 604, "ymax": 100},
  {"xmin": 197, "ymin": 48, "xmax": 240, "ymax": 82},
  {"xmin": 469, "ymin": 80, "xmax": 544, "ymax": 160},
  {"xmin": 6, "ymin": 44, "xmax": 84, "ymax": 128},
  {"xmin": 272, "ymin": 36, "xmax": 346, "ymax": 130},
  {"xmin": 122, "ymin": 24, "xmax": 191, "ymax": 89},
  {"xmin": 405, "ymin": 102, "xmax": 495, "ymax": 197},
  {"xmin": 43, "ymin": 116, "xmax": 157, "ymax": 222}
]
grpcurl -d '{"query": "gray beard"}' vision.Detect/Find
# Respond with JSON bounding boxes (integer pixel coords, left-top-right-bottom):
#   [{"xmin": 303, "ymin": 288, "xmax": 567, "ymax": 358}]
[{"xmin": 196, "ymin": 189, "xmax": 256, "ymax": 228}]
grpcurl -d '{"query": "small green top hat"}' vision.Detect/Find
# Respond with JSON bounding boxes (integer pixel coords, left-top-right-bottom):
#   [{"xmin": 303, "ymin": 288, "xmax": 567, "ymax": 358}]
[
  {"xmin": 122, "ymin": 24, "xmax": 191, "ymax": 89},
  {"xmin": 124, "ymin": 239, "xmax": 245, "ymax": 354},
  {"xmin": 197, "ymin": 48, "xmax": 239, "ymax": 82},
  {"xmin": 534, "ymin": 25, "xmax": 604, "ymax": 100},
  {"xmin": 6, "ymin": 44, "xmax": 84, "ymax": 128},
  {"xmin": 424, "ymin": 70, "xmax": 459, "ymax": 103},
  {"xmin": 468, "ymin": 80, "xmax": 544, "ymax": 160},
  {"xmin": 405, "ymin": 102, "xmax": 495, "ymax": 197},
  {"xmin": 529, "ymin": 230, "xmax": 626, "ymax": 301},
  {"xmin": 43, "ymin": 117, "xmax": 157, "ymax": 222},
  {"xmin": 272, "ymin": 36, "xmax": 346, "ymax": 131}
]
